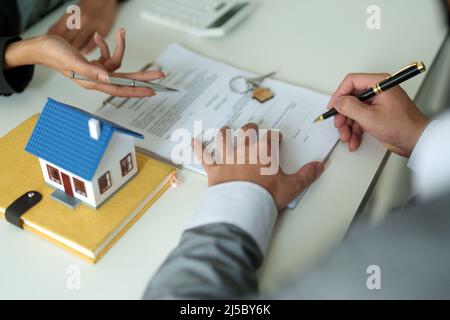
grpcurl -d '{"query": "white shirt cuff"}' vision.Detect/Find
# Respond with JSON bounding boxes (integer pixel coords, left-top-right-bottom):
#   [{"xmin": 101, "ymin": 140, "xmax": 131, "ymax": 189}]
[
  {"xmin": 407, "ymin": 114, "xmax": 450, "ymax": 199},
  {"xmin": 407, "ymin": 120, "xmax": 439, "ymax": 173},
  {"xmin": 187, "ymin": 181, "xmax": 278, "ymax": 255}
]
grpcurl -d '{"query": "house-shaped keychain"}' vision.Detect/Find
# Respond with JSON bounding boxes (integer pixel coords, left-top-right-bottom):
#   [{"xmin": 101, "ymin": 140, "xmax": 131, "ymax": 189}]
[{"xmin": 25, "ymin": 98, "xmax": 144, "ymax": 209}]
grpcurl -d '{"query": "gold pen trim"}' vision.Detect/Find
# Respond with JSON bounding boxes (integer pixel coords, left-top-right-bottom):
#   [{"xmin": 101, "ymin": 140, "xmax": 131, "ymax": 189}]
[
  {"xmin": 417, "ymin": 61, "xmax": 426, "ymax": 73},
  {"xmin": 372, "ymin": 83, "xmax": 383, "ymax": 95},
  {"xmin": 313, "ymin": 115, "xmax": 324, "ymax": 123},
  {"xmin": 387, "ymin": 61, "xmax": 426, "ymax": 79}
]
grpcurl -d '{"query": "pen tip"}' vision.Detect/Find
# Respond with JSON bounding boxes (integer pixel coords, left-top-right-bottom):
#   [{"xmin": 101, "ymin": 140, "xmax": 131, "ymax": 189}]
[{"xmin": 313, "ymin": 115, "xmax": 324, "ymax": 123}]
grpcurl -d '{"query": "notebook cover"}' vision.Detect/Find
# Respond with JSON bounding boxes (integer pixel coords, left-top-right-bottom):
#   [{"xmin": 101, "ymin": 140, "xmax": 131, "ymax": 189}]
[{"xmin": 0, "ymin": 115, "xmax": 176, "ymax": 263}]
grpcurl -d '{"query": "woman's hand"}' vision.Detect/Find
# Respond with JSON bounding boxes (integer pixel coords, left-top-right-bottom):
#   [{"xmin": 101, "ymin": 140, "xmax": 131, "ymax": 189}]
[
  {"xmin": 4, "ymin": 29, "xmax": 164, "ymax": 98},
  {"xmin": 48, "ymin": 0, "xmax": 118, "ymax": 54}
]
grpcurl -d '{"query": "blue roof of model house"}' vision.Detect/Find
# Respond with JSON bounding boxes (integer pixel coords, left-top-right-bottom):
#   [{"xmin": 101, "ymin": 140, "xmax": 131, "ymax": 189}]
[{"xmin": 25, "ymin": 98, "xmax": 143, "ymax": 181}]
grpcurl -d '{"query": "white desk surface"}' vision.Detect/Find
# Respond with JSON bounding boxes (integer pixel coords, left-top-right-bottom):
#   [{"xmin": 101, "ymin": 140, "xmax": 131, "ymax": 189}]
[{"xmin": 0, "ymin": 0, "xmax": 447, "ymax": 299}]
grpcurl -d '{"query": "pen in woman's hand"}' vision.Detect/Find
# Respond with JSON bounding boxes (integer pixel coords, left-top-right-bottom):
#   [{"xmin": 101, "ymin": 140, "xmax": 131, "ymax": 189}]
[{"xmin": 69, "ymin": 71, "xmax": 180, "ymax": 93}]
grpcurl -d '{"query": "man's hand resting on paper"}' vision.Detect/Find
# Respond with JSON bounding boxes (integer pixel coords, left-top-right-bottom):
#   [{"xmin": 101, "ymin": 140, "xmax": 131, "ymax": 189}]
[
  {"xmin": 4, "ymin": 29, "xmax": 165, "ymax": 98},
  {"xmin": 328, "ymin": 73, "xmax": 429, "ymax": 157},
  {"xmin": 192, "ymin": 123, "xmax": 325, "ymax": 210}
]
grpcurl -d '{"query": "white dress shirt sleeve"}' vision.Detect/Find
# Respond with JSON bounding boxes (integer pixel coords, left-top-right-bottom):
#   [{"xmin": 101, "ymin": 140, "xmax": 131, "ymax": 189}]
[
  {"xmin": 408, "ymin": 111, "xmax": 450, "ymax": 199},
  {"xmin": 187, "ymin": 181, "xmax": 278, "ymax": 255}
]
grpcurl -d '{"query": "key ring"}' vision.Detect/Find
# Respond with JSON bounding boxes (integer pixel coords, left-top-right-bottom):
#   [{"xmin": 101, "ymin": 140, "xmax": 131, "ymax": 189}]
[
  {"xmin": 229, "ymin": 72, "xmax": 277, "ymax": 94},
  {"xmin": 229, "ymin": 76, "xmax": 255, "ymax": 94}
]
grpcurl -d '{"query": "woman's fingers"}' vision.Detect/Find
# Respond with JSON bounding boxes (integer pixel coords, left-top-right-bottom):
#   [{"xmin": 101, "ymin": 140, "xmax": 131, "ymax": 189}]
[
  {"xmin": 63, "ymin": 62, "xmax": 109, "ymax": 84},
  {"xmin": 92, "ymin": 82, "xmax": 155, "ymax": 98},
  {"xmin": 75, "ymin": 79, "xmax": 155, "ymax": 97},
  {"xmin": 66, "ymin": 56, "xmax": 110, "ymax": 80},
  {"xmin": 55, "ymin": 27, "xmax": 160, "ymax": 98},
  {"xmin": 94, "ymin": 32, "xmax": 111, "ymax": 61},
  {"xmin": 112, "ymin": 28, "xmax": 126, "ymax": 64},
  {"xmin": 104, "ymin": 28, "xmax": 125, "ymax": 71},
  {"xmin": 66, "ymin": 62, "xmax": 162, "ymax": 98},
  {"xmin": 64, "ymin": 65, "xmax": 152, "ymax": 98},
  {"xmin": 112, "ymin": 70, "xmax": 166, "ymax": 81},
  {"xmin": 93, "ymin": 29, "xmax": 125, "ymax": 72}
]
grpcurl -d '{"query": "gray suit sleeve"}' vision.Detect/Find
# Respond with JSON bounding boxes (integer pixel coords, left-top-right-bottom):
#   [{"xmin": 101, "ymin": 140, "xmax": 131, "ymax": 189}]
[
  {"xmin": 272, "ymin": 192, "xmax": 450, "ymax": 299},
  {"xmin": 143, "ymin": 223, "xmax": 262, "ymax": 300},
  {"xmin": 144, "ymin": 190, "xmax": 450, "ymax": 300}
]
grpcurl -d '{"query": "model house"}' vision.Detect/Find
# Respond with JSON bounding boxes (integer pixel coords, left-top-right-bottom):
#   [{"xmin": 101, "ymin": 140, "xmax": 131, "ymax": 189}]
[{"xmin": 25, "ymin": 98, "xmax": 143, "ymax": 209}]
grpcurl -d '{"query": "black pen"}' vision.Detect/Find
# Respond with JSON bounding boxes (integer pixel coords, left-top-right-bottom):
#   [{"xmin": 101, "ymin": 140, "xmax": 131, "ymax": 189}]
[{"xmin": 313, "ymin": 61, "xmax": 426, "ymax": 123}]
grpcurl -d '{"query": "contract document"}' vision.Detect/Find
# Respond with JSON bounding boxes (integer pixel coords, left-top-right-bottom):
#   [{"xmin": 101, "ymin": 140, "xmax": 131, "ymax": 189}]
[{"xmin": 96, "ymin": 44, "xmax": 339, "ymax": 176}]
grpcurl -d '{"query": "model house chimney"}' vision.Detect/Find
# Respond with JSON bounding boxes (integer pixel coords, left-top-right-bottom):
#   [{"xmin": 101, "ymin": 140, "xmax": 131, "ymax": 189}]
[{"xmin": 88, "ymin": 118, "xmax": 101, "ymax": 140}]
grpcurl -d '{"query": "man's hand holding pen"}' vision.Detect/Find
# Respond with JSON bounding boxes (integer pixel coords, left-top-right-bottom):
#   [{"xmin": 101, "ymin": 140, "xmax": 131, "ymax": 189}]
[{"xmin": 328, "ymin": 73, "xmax": 429, "ymax": 157}]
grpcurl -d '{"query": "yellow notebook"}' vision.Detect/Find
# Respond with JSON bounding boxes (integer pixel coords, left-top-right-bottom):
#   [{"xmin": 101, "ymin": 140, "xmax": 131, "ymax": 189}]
[{"xmin": 0, "ymin": 115, "xmax": 176, "ymax": 263}]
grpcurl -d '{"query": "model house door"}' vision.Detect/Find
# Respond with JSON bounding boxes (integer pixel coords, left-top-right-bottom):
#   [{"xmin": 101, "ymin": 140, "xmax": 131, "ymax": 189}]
[{"xmin": 61, "ymin": 173, "xmax": 74, "ymax": 197}]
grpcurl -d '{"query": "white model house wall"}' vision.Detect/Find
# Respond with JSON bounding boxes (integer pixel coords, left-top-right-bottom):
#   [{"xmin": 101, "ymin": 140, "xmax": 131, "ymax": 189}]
[
  {"xmin": 39, "ymin": 158, "xmax": 97, "ymax": 207},
  {"xmin": 38, "ymin": 131, "xmax": 137, "ymax": 208},
  {"xmin": 91, "ymin": 131, "xmax": 137, "ymax": 207}
]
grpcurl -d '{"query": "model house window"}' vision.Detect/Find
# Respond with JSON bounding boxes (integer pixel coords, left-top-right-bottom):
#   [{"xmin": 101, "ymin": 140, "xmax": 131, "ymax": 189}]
[
  {"xmin": 120, "ymin": 153, "xmax": 134, "ymax": 177},
  {"xmin": 47, "ymin": 165, "xmax": 61, "ymax": 184},
  {"xmin": 73, "ymin": 178, "xmax": 87, "ymax": 197},
  {"xmin": 98, "ymin": 171, "xmax": 112, "ymax": 194}
]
